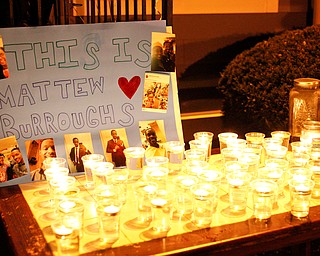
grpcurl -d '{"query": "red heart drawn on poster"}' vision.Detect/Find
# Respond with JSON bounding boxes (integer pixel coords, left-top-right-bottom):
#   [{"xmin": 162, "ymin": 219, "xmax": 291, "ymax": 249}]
[{"xmin": 118, "ymin": 76, "xmax": 141, "ymax": 99}]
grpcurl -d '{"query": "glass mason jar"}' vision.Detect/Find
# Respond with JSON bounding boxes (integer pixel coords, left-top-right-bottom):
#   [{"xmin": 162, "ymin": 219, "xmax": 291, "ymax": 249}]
[{"xmin": 289, "ymin": 78, "xmax": 320, "ymax": 139}]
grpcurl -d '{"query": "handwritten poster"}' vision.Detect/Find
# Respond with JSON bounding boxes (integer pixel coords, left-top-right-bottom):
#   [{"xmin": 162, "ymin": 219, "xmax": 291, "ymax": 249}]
[{"xmin": 0, "ymin": 21, "xmax": 183, "ymax": 186}]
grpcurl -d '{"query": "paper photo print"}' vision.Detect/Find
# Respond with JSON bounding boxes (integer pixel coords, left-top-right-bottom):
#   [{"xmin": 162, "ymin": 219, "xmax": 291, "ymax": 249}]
[
  {"xmin": 139, "ymin": 120, "xmax": 167, "ymax": 159},
  {"xmin": 0, "ymin": 136, "xmax": 28, "ymax": 183},
  {"xmin": 25, "ymin": 138, "xmax": 57, "ymax": 181},
  {"xmin": 0, "ymin": 35, "xmax": 10, "ymax": 79},
  {"xmin": 142, "ymin": 72, "xmax": 170, "ymax": 113},
  {"xmin": 100, "ymin": 128, "xmax": 128, "ymax": 167},
  {"xmin": 151, "ymin": 32, "xmax": 176, "ymax": 72},
  {"xmin": 64, "ymin": 133, "xmax": 93, "ymax": 173}
]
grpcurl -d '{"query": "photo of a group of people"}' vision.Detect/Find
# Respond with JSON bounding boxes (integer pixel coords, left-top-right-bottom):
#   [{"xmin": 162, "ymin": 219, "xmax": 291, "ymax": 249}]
[
  {"xmin": 0, "ymin": 120, "xmax": 167, "ymax": 184},
  {"xmin": 142, "ymin": 72, "xmax": 170, "ymax": 112},
  {"xmin": 151, "ymin": 32, "xmax": 176, "ymax": 72},
  {"xmin": 0, "ymin": 136, "xmax": 28, "ymax": 183}
]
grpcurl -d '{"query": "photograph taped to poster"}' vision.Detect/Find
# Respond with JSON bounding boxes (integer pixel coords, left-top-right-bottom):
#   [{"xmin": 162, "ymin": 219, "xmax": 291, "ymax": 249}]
[
  {"xmin": 100, "ymin": 128, "xmax": 128, "ymax": 167},
  {"xmin": 142, "ymin": 72, "xmax": 170, "ymax": 113},
  {"xmin": 0, "ymin": 21, "xmax": 183, "ymax": 187},
  {"xmin": 151, "ymin": 32, "xmax": 176, "ymax": 72},
  {"xmin": 139, "ymin": 120, "xmax": 167, "ymax": 159}
]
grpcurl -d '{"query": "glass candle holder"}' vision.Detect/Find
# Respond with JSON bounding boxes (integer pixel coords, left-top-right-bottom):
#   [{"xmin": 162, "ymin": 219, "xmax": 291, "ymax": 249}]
[
  {"xmin": 92, "ymin": 161, "xmax": 114, "ymax": 187},
  {"xmin": 191, "ymin": 183, "xmax": 217, "ymax": 227},
  {"xmin": 185, "ymin": 160, "xmax": 209, "ymax": 176},
  {"xmin": 43, "ymin": 157, "xmax": 66, "ymax": 170},
  {"xmin": 123, "ymin": 147, "xmax": 145, "ymax": 181},
  {"xmin": 288, "ymin": 178, "xmax": 314, "ymax": 218},
  {"xmin": 218, "ymin": 132, "xmax": 238, "ymax": 151},
  {"xmin": 82, "ymin": 154, "xmax": 104, "ymax": 188},
  {"xmin": 189, "ymin": 139, "xmax": 210, "ymax": 162},
  {"xmin": 134, "ymin": 181, "xmax": 158, "ymax": 224},
  {"xmin": 245, "ymin": 132, "xmax": 265, "ymax": 146},
  {"xmin": 144, "ymin": 166, "xmax": 169, "ymax": 189},
  {"xmin": 226, "ymin": 138, "xmax": 247, "ymax": 150},
  {"xmin": 165, "ymin": 141, "xmax": 185, "ymax": 174},
  {"xmin": 193, "ymin": 131, "xmax": 214, "ymax": 161},
  {"xmin": 150, "ymin": 189, "xmax": 174, "ymax": 232},
  {"xmin": 264, "ymin": 144, "xmax": 288, "ymax": 160},
  {"xmin": 250, "ymin": 179, "xmax": 277, "ymax": 220},
  {"xmin": 184, "ymin": 149, "xmax": 206, "ymax": 162},
  {"xmin": 307, "ymin": 160, "xmax": 320, "ymax": 198},
  {"xmin": 271, "ymin": 131, "xmax": 291, "ymax": 149},
  {"xmin": 226, "ymin": 172, "xmax": 251, "ymax": 213},
  {"xmin": 96, "ymin": 199, "xmax": 122, "ymax": 244},
  {"xmin": 145, "ymin": 156, "xmax": 169, "ymax": 168},
  {"xmin": 257, "ymin": 166, "xmax": 284, "ymax": 202},
  {"xmin": 300, "ymin": 120, "xmax": 320, "ymax": 145}
]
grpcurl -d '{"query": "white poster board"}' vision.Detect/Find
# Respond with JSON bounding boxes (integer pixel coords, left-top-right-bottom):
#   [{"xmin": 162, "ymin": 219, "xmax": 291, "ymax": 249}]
[{"xmin": 0, "ymin": 21, "xmax": 183, "ymax": 186}]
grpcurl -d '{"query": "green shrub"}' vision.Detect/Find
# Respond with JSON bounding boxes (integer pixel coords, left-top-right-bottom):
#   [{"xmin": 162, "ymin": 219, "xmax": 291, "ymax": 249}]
[{"xmin": 217, "ymin": 25, "xmax": 320, "ymax": 134}]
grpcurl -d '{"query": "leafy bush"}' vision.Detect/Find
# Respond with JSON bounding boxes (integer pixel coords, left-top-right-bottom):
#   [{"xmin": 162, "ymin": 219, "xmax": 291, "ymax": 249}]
[{"xmin": 217, "ymin": 25, "xmax": 320, "ymax": 134}]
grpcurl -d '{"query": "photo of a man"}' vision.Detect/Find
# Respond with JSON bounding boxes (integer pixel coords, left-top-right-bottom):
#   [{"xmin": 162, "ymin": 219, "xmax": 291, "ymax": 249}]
[
  {"xmin": 106, "ymin": 129, "xmax": 126, "ymax": 167},
  {"xmin": 26, "ymin": 138, "xmax": 57, "ymax": 181},
  {"xmin": 0, "ymin": 36, "xmax": 9, "ymax": 79},
  {"xmin": 10, "ymin": 147, "xmax": 28, "ymax": 178},
  {"xmin": 100, "ymin": 128, "xmax": 128, "ymax": 167},
  {"xmin": 139, "ymin": 120, "xmax": 167, "ymax": 159},
  {"xmin": 69, "ymin": 137, "xmax": 91, "ymax": 173}
]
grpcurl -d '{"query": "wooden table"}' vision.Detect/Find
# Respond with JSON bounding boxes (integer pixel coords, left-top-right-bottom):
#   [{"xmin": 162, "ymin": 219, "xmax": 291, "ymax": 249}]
[{"xmin": 1, "ymin": 155, "xmax": 320, "ymax": 256}]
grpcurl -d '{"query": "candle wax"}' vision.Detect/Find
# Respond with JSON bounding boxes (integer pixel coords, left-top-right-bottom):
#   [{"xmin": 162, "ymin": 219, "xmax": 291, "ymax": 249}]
[
  {"xmin": 181, "ymin": 179, "xmax": 196, "ymax": 187},
  {"xmin": 143, "ymin": 185, "xmax": 157, "ymax": 193},
  {"xmin": 104, "ymin": 205, "xmax": 120, "ymax": 214},
  {"xmin": 194, "ymin": 189, "xmax": 209, "ymax": 197},
  {"xmin": 151, "ymin": 198, "xmax": 167, "ymax": 206}
]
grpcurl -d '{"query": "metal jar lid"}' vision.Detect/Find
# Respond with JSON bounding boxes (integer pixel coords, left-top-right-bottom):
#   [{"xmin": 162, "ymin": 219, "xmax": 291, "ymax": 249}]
[{"xmin": 294, "ymin": 78, "xmax": 320, "ymax": 89}]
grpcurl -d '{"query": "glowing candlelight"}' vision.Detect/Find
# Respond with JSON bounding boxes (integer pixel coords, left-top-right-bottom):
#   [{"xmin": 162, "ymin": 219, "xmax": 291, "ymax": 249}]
[
  {"xmin": 193, "ymin": 188, "xmax": 209, "ymax": 197},
  {"xmin": 104, "ymin": 205, "xmax": 120, "ymax": 214},
  {"xmin": 143, "ymin": 185, "xmax": 157, "ymax": 193},
  {"xmin": 151, "ymin": 198, "xmax": 167, "ymax": 206},
  {"xmin": 54, "ymin": 225, "xmax": 73, "ymax": 236},
  {"xmin": 295, "ymin": 184, "xmax": 310, "ymax": 192},
  {"xmin": 60, "ymin": 201, "xmax": 76, "ymax": 210},
  {"xmin": 256, "ymin": 185, "xmax": 272, "ymax": 193},
  {"xmin": 181, "ymin": 178, "xmax": 196, "ymax": 187},
  {"xmin": 229, "ymin": 179, "xmax": 244, "ymax": 186}
]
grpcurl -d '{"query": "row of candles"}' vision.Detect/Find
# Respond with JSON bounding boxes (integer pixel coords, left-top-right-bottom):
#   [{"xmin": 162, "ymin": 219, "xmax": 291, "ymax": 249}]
[
  {"xmin": 41, "ymin": 129, "xmax": 320, "ymax": 255},
  {"xmin": 42, "ymin": 131, "xmax": 213, "ymax": 254}
]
